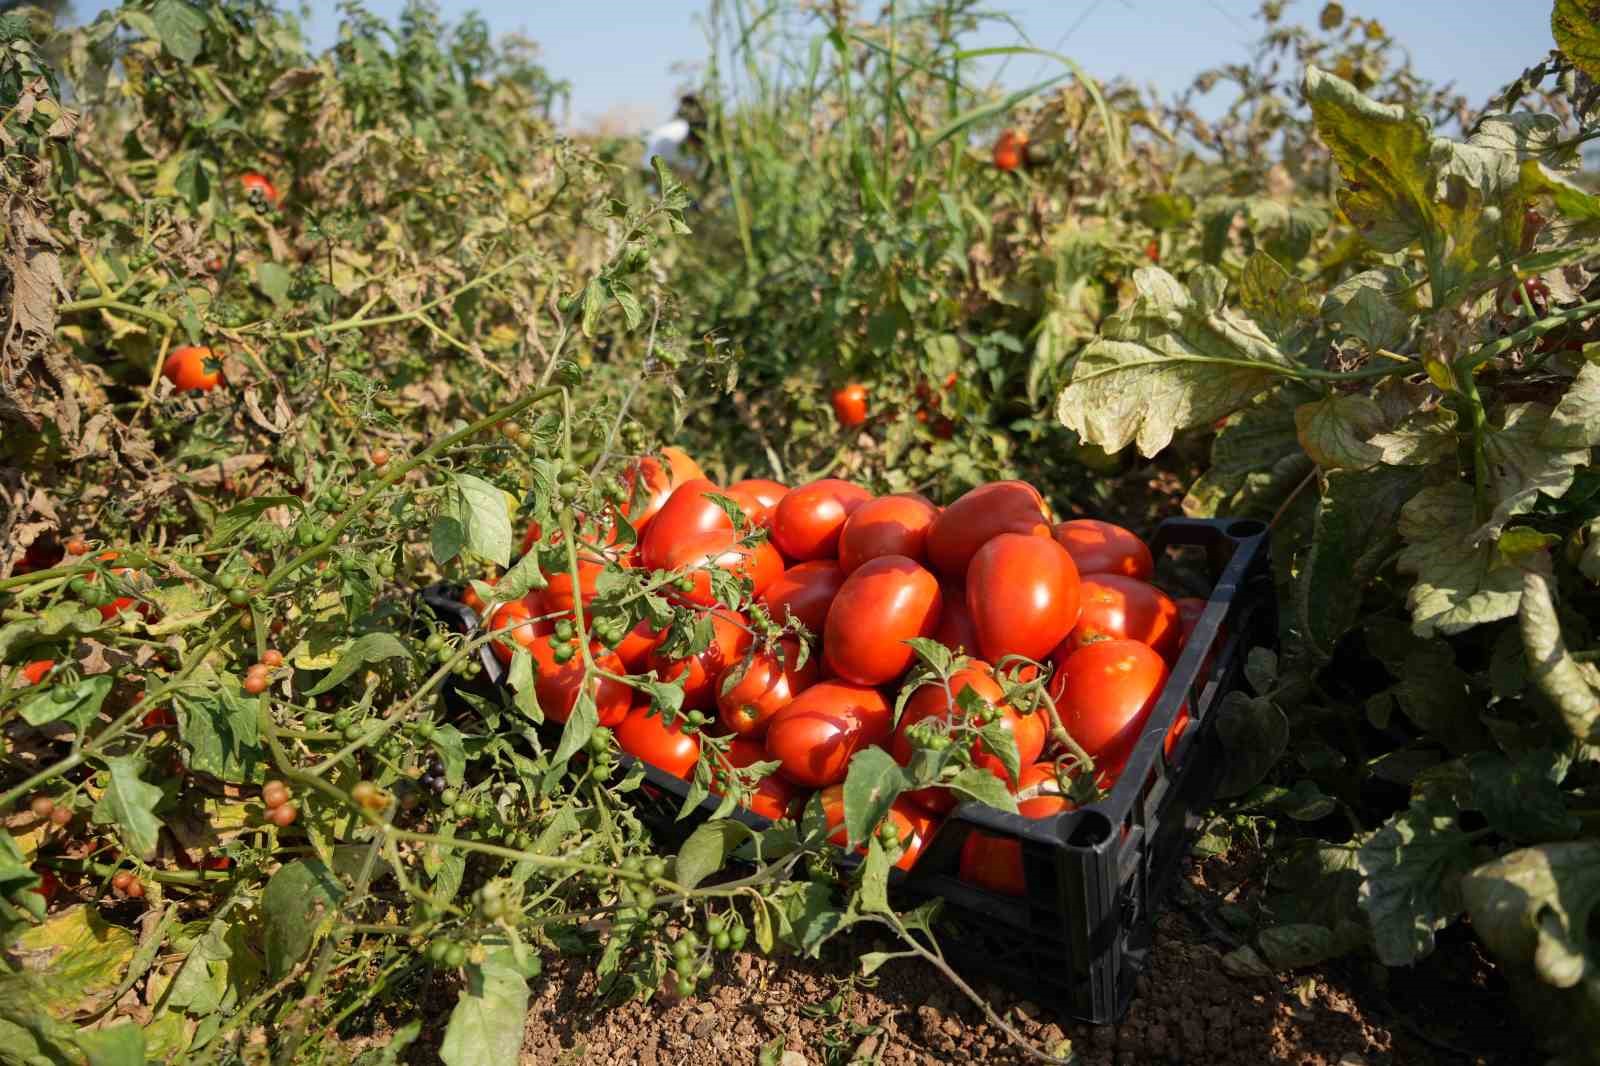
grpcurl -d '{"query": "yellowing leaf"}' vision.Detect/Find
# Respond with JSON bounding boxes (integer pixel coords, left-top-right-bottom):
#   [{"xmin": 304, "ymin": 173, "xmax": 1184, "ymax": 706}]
[{"xmin": 15, "ymin": 906, "xmax": 137, "ymax": 1016}]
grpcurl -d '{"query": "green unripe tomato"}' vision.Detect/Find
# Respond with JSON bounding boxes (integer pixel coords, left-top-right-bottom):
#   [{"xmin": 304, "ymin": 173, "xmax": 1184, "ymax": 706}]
[
  {"xmin": 729, "ymin": 927, "xmax": 747, "ymax": 951},
  {"xmin": 714, "ymin": 931, "xmax": 732, "ymax": 951},
  {"xmin": 452, "ymin": 799, "xmax": 475, "ymax": 819},
  {"xmin": 217, "ymin": 573, "xmax": 239, "ymax": 591},
  {"xmin": 343, "ymin": 723, "xmax": 365, "ymax": 741},
  {"xmin": 444, "ymin": 943, "xmax": 467, "ymax": 968},
  {"xmin": 332, "ymin": 712, "xmax": 353, "ymax": 731},
  {"xmin": 551, "ymin": 643, "xmax": 575, "ymax": 665},
  {"xmin": 480, "ymin": 895, "xmax": 506, "ymax": 920},
  {"xmin": 671, "ymin": 938, "xmax": 693, "ymax": 961},
  {"xmin": 674, "ymin": 955, "xmax": 696, "ymax": 978},
  {"xmin": 705, "ymin": 915, "xmax": 725, "ymax": 936},
  {"xmin": 553, "ymin": 619, "xmax": 574, "ymax": 642},
  {"xmin": 675, "ymin": 978, "xmax": 694, "ymax": 998},
  {"xmin": 440, "ymin": 788, "xmax": 460, "ymax": 806},
  {"xmin": 642, "ymin": 857, "xmax": 667, "ymax": 880},
  {"xmin": 227, "ymin": 588, "xmax": 250, "ymax": 606},
  {"xmin": 633, "ymin": 886, "xmax": 656, "ymax": 911}
]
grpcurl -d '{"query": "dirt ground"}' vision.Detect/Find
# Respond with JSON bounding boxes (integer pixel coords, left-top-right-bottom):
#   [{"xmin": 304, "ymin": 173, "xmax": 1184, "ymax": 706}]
[{"xmin": 511, "ymin": 851, "xmax": 1534, "ymax": 1066}]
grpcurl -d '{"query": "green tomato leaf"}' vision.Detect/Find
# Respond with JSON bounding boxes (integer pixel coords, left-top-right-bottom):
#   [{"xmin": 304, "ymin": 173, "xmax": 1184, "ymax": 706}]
[
  {"xmin": 91, "ymin": 755, "xmax": 163, "ymax": 859},
  {"xmin": 452, "ymin": 474, "xmax": 513, "ymax": 567},
  {"xmin": 1356, "ymin": 796, "xmax": 1477, "ymax": 966},
  {"xmin": 18, "ymin": 675, "xmax": 111, "ymax": 733},
  {"xmin": 150, "ymin": 0, "xmax": 206, "ymax": 63},
  {"xmin": 0, "ymin": 604, "xmax": 102, "ymax": 662},
  {"xmin": 174, "ymin": 681, "xmax": 266, "ymax": 782},
  {"xmin": 675, "ymin": 820, "xmax": 751, "ymax": 890},
  {"xmin": 430, "ymin": 725, "xmax": 467, "ymax": 787},
  {"xmin": 856, "ymin": 836, "xmax": 892, "ymax": 915},
  {"xmin": 840, "ymin": 747, "xmax": 908, "ymax": 849},
  {"xmin": 1214, "ymin": 692, "xmax": 1289, "ymax": 798},
  {"xmin": 73, "ymin": 1022, "xmax": 146, "ymax": 1066},
  {"xmin": 1320, "ymin": 267, "xmax": 1412, "ymax": 354},
  {"xmin": 1297, "ymin": 465, "xmax": 1423, "ymax": 662},
  {"xmin": 431, "ymin": 515, "xmax": 466, "ymax": 565},
  {"xmin": 209, "ymin": 495, "xmax": 303, "ymax": 548},
  {"xmin": 550, "ymin": 691, "xmax": 597, "ymax": 767},
  {"xmin": 439, "ymin": 941, "xmax": 530, "ymax": 1066},
  {"xmin": 305, "ymin": 632, "xmax": 408, "ymax": 695},
  {"xmin": 262, "ymin": 860, "xmax": 345, "ymax": 981},
  {"xmin": 255, "ymin": 262, "xmax": 291, "ymax": 306},
  {"xmin": 945, "ymin": 768, "xmax": 1018, "ymax": 813}
]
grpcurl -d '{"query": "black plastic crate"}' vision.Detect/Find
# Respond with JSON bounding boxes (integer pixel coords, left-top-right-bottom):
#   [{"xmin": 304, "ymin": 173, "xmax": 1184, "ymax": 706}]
[{"xmin": 418, "ymin": 516, "xmax": 1275, "ymax": 1023}]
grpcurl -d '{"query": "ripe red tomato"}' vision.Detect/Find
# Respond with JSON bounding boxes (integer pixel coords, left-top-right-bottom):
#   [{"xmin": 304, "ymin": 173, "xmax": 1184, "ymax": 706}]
[
  {"xmin": 487, "ymin": 598, "xmax": 551, "ymax": 665},
  {"xmin": 831, "ymin": 384, "xmax": 869, "ymax": 428},
  {"xmin": 823, "ymin": 555, "xmax": 943, "ymax": 685},
  {"xmin": 760, "ymin": 560, "xmax": 846, "ymax": 632},
  {"xmin": 543, "ymin": 558, "xmax": 603, "ymax": 615},
  {"xmin": 1052, "ymin": 519, "xmax": 1153, "ymax": 580},
  {"xmin": 613, "ymin": 618, "xmax": 664, "ymax": 673},
  {"xmin": 529, "ymin": 634, "xmax": 631, "ymax": 727},
  {"xmin": 717, "ymin": 639, "xmax": 818, "ymax": 737},
  {"xmin": 726, "ymin": 478, "xmax": 788, "ymax": 527},
  {"xmin": 932, "ymin": 579, "xmax": 981, "ymax": 655},
  {"xmin": 1144, "ymin": 240, "xmax": 1160, "ymax": 263},
  {"xmin": 966, "ymin": 533, "xmax": 1080, "ymax": 663},
  {"xmin": 765, "ymin": 681, "xmax": 892, "ymax": 787},
  {"xmin": 640, "ymin": 478, "xmax": 734, "ymax": 569},
  {"xmin": 1050, "ymin": 639, "xmax": 1169, "ymax": 776},
  {"xmin": 992, "ymin": 129, "xmax": 1027, "ymax": 172},
  {"xmin": 817, "ymin": 785, "xmax": 938, "ymax": 871},
  {"xmin": 19, "ymin": 660, "xmax": 54, "ymax": 686},
  {"xmin": 837, "ymin": 494, "xmax": 939, "ymax": 573},
  {"xmin": 891, "ymin": 664, "xmax": 1045, "ymax": 812},
  {"xmin": 647, "ymin": 608, "xmax": 752, "ymax": 711},
  {"xmin": 92, "ymin": 567, "xmax": 146, "ymax": 621},
  {"xmin": 141, "ymin": 705, "xmax": 177, "ymax": 728},
  {"xmin": 714, "ymin": 734, "xmax": 806, "ymax": 820},
  {"xmin": 621, "ymin": 446, "xmax": 704, "ymax": 534},
  {"xmin": 163, "ymin": 346, "xmax": 223, "ymax": 392},
  {"xmin": 925, "ymin": 481, "xmax": 1051, "ymax": 579},
  {"xmin": 615, "ymin": 705, "xmax": 701, "ymax": 779},
  {"xmin": 771, "ymin": 479, "xmax": 871, "ymax": 561},
  {"xmin": 1057, "ymin": 574, "xmax": 1180, "ymax": 661},
  {"xmin": 240, "ymin": 171, "xmax": 281, "ymax": 207},
  {"xmin": 658, "ymin": 530, "xmax": 784, "ymax": 606},
  {"xmin": 958, "ymin": 763, "xmax": 1076, "ymax": 896}
]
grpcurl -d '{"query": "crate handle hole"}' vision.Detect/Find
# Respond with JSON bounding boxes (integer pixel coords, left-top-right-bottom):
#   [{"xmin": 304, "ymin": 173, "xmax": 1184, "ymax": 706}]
[
  {"xmin": 1224, "ymin": 519, "xmax": 1266, "ymax": 539},
  {"xmin": 1066, "ymin": 810, "xmax": 1113, "ymax": 847}
]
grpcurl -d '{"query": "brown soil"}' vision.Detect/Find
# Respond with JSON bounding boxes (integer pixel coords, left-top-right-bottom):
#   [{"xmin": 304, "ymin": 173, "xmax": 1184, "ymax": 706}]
[{"xmin": 512, "ymin": 852, "xmax": 1533, "ymax": 1066}]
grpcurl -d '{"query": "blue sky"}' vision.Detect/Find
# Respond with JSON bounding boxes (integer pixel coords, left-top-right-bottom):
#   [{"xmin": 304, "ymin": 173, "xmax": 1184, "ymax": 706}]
[{"xmin": 73, "ymin": 1, "xmax": 1555, "ymax": 132}]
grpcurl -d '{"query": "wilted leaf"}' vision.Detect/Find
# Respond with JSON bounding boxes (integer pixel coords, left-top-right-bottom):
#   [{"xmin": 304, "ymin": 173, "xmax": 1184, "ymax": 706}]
[
  {"xmin": 1519, "ymin": 559, "xmax": 1600, "ymax": 742},
  {"xmin": 1467, "ymin": 750, "xmax": 1579, "ymax": 842},
  {"xmin": 1461, "ymin": 841, "xmax": 1600, "ymax": 1063},
  {"xmin": 1320, "ymin": 268, "xmax": 1412, "ymax": 354},
  {"xmin": 14, "ymin": 906, "xmax": 137, "ymax": 1015},
  {"xmin": 1553, "ymin": 0, "xmax": 1600, "ymax": 82},
  {"xmin": 1398, "ymin": 483, "xmax": 1524, "ymax": 636},
  {"xmin": 1057, "ymin": 266, "xmax": 1294, "ymax": 457},
  {"xmin": 1257, "ymin": 923, "xmax": 1340, "ymax": 969},
  {"xmin": 1238, "ymin": 252, "xmax": 1315, "ymax": 342},
  {"xmin": 1544, "ymin": 360, "xmax": 1600, "ymax": 448},
  {"xmin": 1295, "ymin": 394, "xmax": 1384, "ymax": 470},
  {"xmin": 1476, "ymin": 403, "xmax": 1587, "ymax": 540}
]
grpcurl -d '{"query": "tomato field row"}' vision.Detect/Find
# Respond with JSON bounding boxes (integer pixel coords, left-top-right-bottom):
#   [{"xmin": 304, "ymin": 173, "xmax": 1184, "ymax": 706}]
[{"xmin": 2, "ymin": 1, "xmax": 1598, "ymax": 1064}]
